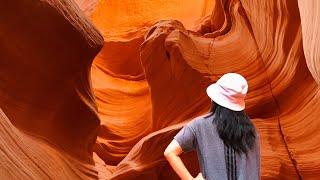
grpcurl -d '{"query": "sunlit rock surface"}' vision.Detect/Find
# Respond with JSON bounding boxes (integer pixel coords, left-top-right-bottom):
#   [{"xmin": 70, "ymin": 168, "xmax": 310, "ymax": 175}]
[
  {"xmin": 298, "ymin": 0, "xmax": 320, "ymax": 85},
  {"xmin": 1, "ymin": 0, "xmax": 320, "ymax": 179}
]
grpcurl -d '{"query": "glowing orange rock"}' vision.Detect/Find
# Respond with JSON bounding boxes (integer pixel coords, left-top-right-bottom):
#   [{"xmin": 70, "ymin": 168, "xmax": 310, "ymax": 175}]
[
  {"xmin": 86, "ymin": 0, "xmax": 320, "ymax": 179},
  {"xmin": 88, "ymin": 0, "xmax": 215, "ymax": 165},
  {"xmin": 298, "ymin": 0, "xmax": 320, "ymax": 84}
]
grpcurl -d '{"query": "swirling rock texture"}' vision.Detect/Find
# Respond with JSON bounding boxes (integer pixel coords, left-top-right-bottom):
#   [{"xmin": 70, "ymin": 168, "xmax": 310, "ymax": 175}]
[
  {"xmin": 0, "ymin": 0, "xmax": 103, "ymax": 179},
  {"xmin": 87, "ymin": 0, "xmax": 214, "ymax": 168},
  {"xmin": 1, "ymin": 0, "xmax": 320, "ymax": 180},
  {"xmin": 298, "ymin": 0, "xmax": 320, "ymax": 85}
]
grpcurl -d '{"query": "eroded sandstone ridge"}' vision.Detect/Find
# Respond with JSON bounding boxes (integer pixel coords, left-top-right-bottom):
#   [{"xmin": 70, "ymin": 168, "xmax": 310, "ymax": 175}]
[
  {"xmin": 1, "ymin": 0, "xmax": 320, "ymax": 179},
  {"xmin": 0, "ymin": 0, "xmax": 103, "ymax": 179}
]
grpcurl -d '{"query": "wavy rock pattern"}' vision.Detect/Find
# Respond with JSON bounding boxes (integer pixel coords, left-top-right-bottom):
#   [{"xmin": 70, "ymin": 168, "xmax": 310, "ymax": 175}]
[
  {"xmin": 0, "ymin": 108, "xmax": 98, "ymax": 179},
  {"xmin": 88, "ymin": 0, "xmax": 215, "ymax": 166},
  {"xmin": 298, "ymin": 0, "xmax": 320, "ymax": 85},
  {"xmin": 0, "ymin": 0, "xmax": 103, "ymax": 178},
  {"xmin": 86, "ymin": 0, "xmax": 320, "ymax": 179},
  {"xmin": 1, "ymin": 0, "xmax": 320, "ymax": 179}
]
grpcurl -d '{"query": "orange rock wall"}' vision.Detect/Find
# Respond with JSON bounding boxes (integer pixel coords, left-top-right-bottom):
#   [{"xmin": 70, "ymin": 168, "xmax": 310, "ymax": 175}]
[
  {"xmin": 1, "ymin": 0, "xmax": 320, "ymax": 179},
  {"xmin": 87, "ymin": 0, "xmax": 320, "ymax": 179},
  {"xmin": 298, "ymin": 0, "xmax": 320, "ymax": 85},
  {"xmin": 0, "ymin": 0, "xmax": 103, "ymax": 179}
]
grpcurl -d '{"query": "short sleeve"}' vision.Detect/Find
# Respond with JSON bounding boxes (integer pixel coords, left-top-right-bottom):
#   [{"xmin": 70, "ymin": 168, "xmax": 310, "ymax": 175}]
[{"xmin": 174, "ymin": 124, "xmax": 196, "ymax": 152}]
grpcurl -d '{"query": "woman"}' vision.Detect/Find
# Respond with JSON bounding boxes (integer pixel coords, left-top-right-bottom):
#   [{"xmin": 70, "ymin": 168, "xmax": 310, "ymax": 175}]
[{"xmin": 164, "ymin": 73, "xmax": 260, "ymax": 180}]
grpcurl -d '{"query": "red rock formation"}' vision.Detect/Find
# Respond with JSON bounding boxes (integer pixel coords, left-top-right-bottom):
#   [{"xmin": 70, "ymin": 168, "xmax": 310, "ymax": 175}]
[
  {"xmin": 1, "ymin": 0, "xmax": 320, "ymax": 179},
  {"xmin": 0, "ymin": 0, "xmax": 103, "ymax": 178},
  {"xmin": 88, "ymin": 0, "xmax": 215, "ymax": 166},
  {"xmin": 85, "ymin": 0, "xmax": 320, "ymax": 179},
  {"xmin": 298, "ymin": 0, "xmax": 320, "ymax": 85},
  {"xmin": 0, "ymin": 108, "xmax": 99, "ymax": 179}
]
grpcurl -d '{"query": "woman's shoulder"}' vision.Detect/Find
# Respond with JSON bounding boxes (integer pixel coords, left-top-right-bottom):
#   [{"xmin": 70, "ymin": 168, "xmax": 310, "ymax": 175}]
[{"xmin": 187, "ymin": 113, "xmax": 214, "ymax": 129}]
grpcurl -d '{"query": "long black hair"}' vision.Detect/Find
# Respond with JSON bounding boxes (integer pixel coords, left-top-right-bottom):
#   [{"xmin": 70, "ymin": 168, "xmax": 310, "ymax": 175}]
[{"xmin": 208, "ymin": 101, "xmax": 256, "ymax": 154}]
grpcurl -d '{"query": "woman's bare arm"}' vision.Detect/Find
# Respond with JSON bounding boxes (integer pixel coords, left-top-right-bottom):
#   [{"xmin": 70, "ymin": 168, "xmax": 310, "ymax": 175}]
[{"xmin": 163, "ymin": 139, "xmax": 194, "ymax": 180}]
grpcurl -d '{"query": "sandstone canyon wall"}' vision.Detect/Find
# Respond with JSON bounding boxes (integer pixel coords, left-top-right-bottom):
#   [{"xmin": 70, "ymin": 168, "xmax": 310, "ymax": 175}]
[{"xmin": 1, "ymin": 0, "xmax": 320, "ymax": 179}]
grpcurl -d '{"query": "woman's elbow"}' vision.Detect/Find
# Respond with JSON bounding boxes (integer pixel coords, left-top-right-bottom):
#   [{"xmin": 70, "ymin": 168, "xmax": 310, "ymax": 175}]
[
  {"xmin": 164, "ymin": 140, "xmax": 181, "ymax": 159},
  {"xmin": 163, "ymin": 147, "xmax": 173, "ymax": 159}
]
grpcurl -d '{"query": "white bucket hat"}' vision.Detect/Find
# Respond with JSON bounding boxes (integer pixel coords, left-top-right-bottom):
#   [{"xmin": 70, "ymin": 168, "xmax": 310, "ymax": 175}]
[{"xmin": 206, "ymin": 73, "xmax": 248, "ymax": 111}]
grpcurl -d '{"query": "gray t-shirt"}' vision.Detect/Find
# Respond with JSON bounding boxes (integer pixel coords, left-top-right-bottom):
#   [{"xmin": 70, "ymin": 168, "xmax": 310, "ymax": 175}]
[{"xmin": 174, "ymin": 114, "xmax": 260, "ymax": 180}]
